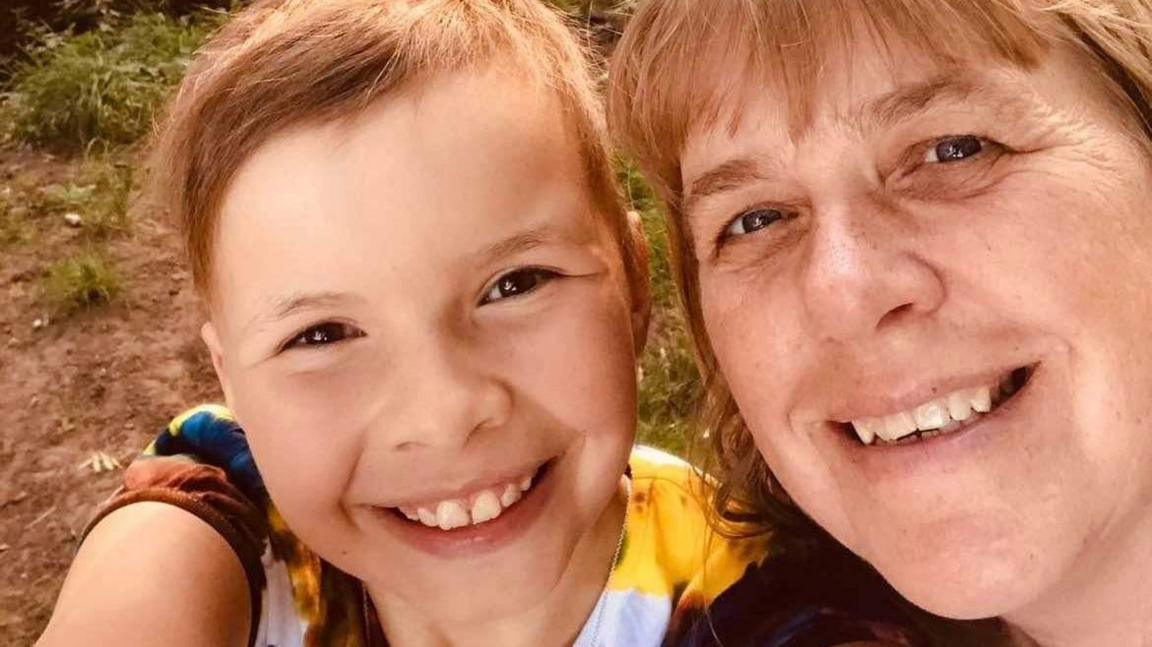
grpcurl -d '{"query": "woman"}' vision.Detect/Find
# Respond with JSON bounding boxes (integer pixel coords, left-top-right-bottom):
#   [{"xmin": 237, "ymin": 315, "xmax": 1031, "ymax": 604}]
[{"xmin": 609, "ymin": 0, "xmax": 1152, "ymax": 644}]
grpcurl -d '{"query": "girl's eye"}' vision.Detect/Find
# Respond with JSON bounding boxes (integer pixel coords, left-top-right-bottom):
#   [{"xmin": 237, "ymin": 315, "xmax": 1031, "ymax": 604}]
[
  {"xmin": 284, "ymin": 322, "xmax": 364, "ymax": 351},
  {"xmin": 481, "ymin": 268, "xmax": 559, "ymax": 304},
  {"xmin": 724, "ymin": 208, "xmax": 786, "ymax": 239},
  {"xmin": 924, "ymin": 135, "xmax": 987, "ymax": 163}
]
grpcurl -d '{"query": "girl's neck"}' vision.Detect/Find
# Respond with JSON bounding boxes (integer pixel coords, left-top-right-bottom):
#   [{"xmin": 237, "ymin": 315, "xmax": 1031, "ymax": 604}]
[
  {"xmin": 1006, "ymin": 507, "xmax": 1152, "ymax": 647},
  {"xmin": 368, "ymin": 478, "xmax": 630, "ymax": 647}
]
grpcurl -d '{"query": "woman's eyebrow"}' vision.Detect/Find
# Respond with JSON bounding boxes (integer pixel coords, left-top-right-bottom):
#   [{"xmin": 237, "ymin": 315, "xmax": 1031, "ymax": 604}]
[
  {"xmin": 683, "ymin": 73, "xmax": 1034, "ymax": 216},
  {"xmin": 861, "ymin": 73, "xmax": 982, "ymax": 129},
  {"xmin": 859, "ymin": 70, "xmax": 1038, "ymax": 131},
  {"xmin": 684, "ymin": 157, "xmax": 774, "ymax": 215}
]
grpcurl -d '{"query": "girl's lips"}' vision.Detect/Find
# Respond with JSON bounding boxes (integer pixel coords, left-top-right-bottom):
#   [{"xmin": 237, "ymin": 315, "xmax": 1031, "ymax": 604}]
[{"xmin": 367, "ymin": 458, "xmax": 559, "ymax": 559}]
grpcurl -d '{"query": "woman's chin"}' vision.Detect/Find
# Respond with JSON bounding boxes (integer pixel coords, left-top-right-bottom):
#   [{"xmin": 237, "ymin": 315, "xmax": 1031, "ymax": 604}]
[{"xmin": 857, "ymin": 523, "xmax": 1069, "ymax": 621}]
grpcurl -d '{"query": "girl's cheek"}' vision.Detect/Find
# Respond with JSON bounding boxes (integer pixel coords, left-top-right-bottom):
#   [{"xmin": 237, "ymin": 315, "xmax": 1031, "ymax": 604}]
[{"xmin": 232, "ymin": 368, "xmax": 365, "ymax": 497}]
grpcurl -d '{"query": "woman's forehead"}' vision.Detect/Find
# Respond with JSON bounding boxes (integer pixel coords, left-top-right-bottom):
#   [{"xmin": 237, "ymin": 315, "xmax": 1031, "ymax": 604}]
[{"xmin": 620, "ymin": 0, "xmax": 1053, "ymax": 177}]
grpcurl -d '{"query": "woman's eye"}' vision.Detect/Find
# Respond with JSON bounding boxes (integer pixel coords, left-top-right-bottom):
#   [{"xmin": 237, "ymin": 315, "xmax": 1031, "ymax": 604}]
[
  {"xmin": 924, "ymin": 135, "xmax": 987, "ymax": 163},
  {"xmin": 724, "ymin": 208, "xmax": 785, "ymax": 239},
  {"xmin": 284, "ymin": 322, "xmax": 363, "ymax": 351},
  {"xmin": 481, "ymin": 268, "xmax": 558, "ymax": 304}
]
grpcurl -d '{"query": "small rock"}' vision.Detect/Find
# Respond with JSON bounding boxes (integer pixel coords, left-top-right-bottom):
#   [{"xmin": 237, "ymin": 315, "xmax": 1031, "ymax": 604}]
[
  {"xmin": 168, "ymin": 287, "xmax": 180, "ymax": 296},
  {"xmin": 63, "ymin": 212, "xmax": 83, "ymax": 227},
  {"xmin": 31, "ymin": 318, "xmax": 44, "ymax": 330},
  {"xmin": 3, "ymin": 491, "xmax": 28, "ymax": 507},
  {"xmin": 0, "ymin": 544, "xmax": 10, "ymax": 552},
  {"xmin": 29, "ymin": 395, "xmax": 38, "ymax": 407}
]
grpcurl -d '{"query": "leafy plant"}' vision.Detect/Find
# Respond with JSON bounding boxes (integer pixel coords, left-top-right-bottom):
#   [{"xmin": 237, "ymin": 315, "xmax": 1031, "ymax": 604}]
[
  {"xmin": 41, "ymin": 250, "xmax": 123, "ymax": 313},
  {"xmin": 620, "ymin": 161, "xmax": 703, "ymax": 456},
  {"xmin": 34, "ymin": 158, "xmax": 135, "ymax": 234},
  {"xmin": 1, "ymin": 11, "xmax": 219, "ymax": 151}
]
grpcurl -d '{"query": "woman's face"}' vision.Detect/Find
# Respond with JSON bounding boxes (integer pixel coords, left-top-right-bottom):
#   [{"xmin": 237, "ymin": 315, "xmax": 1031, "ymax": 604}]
[
  {"xmin": 680, "ymin": 35, "xmax": 1152, "ymax": 619},
  {"xmin": 202, "ymin": 68, "xmax": 642, "ymax": 627}
]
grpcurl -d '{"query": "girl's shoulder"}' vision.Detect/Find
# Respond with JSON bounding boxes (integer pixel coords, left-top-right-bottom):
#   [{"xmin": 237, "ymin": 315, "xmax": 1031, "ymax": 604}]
[
  {"xmin": 88, "ymin": 404, "xmax": 370, "ymax": 647},
  {"xmin": 610, "ymin": 447, "xmax": 773, "ymax": 639}
]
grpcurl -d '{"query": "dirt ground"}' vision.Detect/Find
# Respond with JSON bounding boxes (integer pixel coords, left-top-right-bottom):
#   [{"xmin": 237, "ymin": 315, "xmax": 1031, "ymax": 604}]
[{"xmin": 0, "ymin": 150, "xmax": 222, "ymax": 645}]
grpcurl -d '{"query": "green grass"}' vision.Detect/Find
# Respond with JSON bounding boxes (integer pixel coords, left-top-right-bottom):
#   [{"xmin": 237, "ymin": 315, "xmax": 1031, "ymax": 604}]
[
  {"xmin": 41, "ymin": 250, "xmax": 123, "ymax": 314},
  {"xmin": 621, "ymin": 161, "xmax": 702, "ymax": 457},
  {"xmin": 0, "ymin": 185, "xmax": 35, "ymax": 247},
  {"xmin": 1, "ymin": 11, "xmax": 218, "ymax": 151},
  {"xmin": 32, "ymin": 158, "xmax": 136, "ymax": 235}
]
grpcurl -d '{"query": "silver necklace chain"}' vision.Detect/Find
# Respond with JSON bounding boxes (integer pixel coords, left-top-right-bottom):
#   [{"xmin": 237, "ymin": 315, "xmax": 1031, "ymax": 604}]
[
  {"xmin": 585, "ymin": 477, "xmax": 632, "ymax": 647},
  {"xmin": 361, "ymin": 478, "xmax": 633, "ymax": 647}
]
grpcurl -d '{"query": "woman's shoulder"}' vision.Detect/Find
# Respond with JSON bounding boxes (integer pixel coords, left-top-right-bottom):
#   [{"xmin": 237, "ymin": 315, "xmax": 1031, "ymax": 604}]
[{"xmin": 665, "ymin": 541, "xmax": 933, "ymax": 647}]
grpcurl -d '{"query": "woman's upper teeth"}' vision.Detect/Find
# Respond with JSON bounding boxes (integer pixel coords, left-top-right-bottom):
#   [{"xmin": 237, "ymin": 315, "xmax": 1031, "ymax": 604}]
[
  {"xmin": 398, "ymin": 473, "xmax": 535, "ymax": 530},
  {"xmin": 851, "ymin": 384, "xmax": 995, "ymax": 445}
]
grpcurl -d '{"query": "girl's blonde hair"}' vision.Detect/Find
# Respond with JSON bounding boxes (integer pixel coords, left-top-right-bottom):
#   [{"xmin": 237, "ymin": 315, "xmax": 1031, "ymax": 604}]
[
  {"xmin": 149, "ymin": 0, "xmax": 646, "ymax": 306},
  {"xmin": 608, "ymin": 0, "xmax": 1152, "ymax": 539}
]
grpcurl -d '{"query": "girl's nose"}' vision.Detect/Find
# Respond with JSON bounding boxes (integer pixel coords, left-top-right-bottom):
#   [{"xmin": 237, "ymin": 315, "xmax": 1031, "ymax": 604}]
[{"xmin": 377, "ymin": 338, "xmax": 513, "ymax": 452}]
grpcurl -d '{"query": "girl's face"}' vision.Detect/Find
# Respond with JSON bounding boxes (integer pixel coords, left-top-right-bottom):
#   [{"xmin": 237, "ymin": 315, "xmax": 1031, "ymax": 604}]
[
  {"xmin": 203, "ymin": 67, "xmax": 644, "ymax": 625},
  {"xmin": 680, "ymin": 34, "xmax": 1152, "ymax": 620}
]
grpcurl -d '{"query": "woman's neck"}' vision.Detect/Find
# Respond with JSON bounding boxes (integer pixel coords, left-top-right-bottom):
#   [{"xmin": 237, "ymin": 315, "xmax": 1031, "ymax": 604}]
[
  {"xmin": 1006, "ymin": 506, "xmax": 1152, "ymax": 646},
  {"xmin": 368, "ymin": 478, "xmax": 629, "ymax": 647}
]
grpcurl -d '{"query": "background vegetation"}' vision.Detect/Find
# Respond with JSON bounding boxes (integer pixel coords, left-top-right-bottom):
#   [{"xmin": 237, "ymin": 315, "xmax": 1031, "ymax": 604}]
[{"xmin": 0, "ymin": 1, "xmax": 699, "ymax": 448}]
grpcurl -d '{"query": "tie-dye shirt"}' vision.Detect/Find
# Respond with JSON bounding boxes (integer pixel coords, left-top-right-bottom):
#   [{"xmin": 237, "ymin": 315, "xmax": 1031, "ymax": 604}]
[{"xmin": 85, "ymin": 404, "xmax": 933, "ymax": 646}]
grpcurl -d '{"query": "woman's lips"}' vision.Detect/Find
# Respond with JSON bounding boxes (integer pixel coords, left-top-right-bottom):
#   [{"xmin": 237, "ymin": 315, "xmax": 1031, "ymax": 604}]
[
  {"xmin": 818, "ymin": 361, "xmax": 1047, "ymax": 481},
  {"xmin": 842, "ymin": 365, "xmax": 1036, "ymax": 446}
]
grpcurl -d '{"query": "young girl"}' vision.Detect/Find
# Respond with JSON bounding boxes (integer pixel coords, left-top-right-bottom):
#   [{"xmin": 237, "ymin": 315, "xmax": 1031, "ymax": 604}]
[{"xmin": 38, "ymin": 1, "xmax": 771, "ymax": 645}]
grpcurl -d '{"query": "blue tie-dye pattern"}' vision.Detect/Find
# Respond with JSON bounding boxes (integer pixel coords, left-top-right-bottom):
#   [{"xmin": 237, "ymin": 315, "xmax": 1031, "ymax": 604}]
[{"xmin": 151, "ymin": 410, "xmax": 268, "ymax": 502}]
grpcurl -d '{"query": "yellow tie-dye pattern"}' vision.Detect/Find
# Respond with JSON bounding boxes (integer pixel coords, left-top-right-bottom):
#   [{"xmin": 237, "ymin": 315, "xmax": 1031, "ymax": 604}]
[{"xmin": 609, "ymin": 447, "xmax": 768, "ymax": 605}]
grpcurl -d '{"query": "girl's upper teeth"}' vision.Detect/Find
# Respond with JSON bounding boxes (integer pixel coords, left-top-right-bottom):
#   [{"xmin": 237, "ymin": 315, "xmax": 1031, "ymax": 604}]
[
  {"xmin": 851, "ymin": 384, "xmax": 996, "ymax": 445},
  {"xmin": 397, "ymin": 471, "xmax": 535, "ymax": 530}
]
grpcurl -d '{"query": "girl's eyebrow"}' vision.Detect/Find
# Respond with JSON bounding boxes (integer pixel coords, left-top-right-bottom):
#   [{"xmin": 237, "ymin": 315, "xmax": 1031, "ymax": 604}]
[
  {"xmin": 478, "ymin": 225, "xmax": 560, "ymax": 263},
  {"xmin": 246, "ymin": 291, "xmax": 360, "ymax": 332}
]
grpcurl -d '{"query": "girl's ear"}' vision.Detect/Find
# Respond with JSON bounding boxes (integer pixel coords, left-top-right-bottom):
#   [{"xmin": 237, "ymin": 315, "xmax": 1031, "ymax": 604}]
[
  {"xmin": 201, "ymin": 322, "xmax": 235, "ymax": 408},
  {"xmin": 626, "ymin": 210, "xmax": 653, "ymax": 353}
]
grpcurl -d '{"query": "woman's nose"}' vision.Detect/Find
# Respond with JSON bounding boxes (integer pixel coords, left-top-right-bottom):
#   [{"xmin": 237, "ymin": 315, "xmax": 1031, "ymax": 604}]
[{"xmin": 798, "ymin": 197, "xmax": 945, "ymax": 343}]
